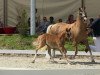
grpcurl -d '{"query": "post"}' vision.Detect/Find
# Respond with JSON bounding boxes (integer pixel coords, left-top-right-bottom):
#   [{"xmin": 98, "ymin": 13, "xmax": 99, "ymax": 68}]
[
  {"xmin": 81, "ymin": 0, "xmax": 87, "ymax": 17},
  {"xmin": 81, "ymin": 0, "xmax": 84, "ymax": 8},
  {"xmin": 81, "ymin": 0, "xmax": 85, "ymax": 10},
  {"xmin": 3, "ymin": 0, "xmax": 8, "ymax": 27},
  {"xmin": 30, "ymin": 0, "xmax": 36, "ymax": 35}
]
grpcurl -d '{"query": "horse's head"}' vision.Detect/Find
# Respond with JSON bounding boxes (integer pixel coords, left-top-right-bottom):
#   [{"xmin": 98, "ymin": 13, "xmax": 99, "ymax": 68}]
[
  {"xmin": 78, "ymin": 8, "xmax": 87, "ymax": 21},
  {"xmin": 65, "ymin": 28, "xmax": 72, "ymax": 41}
]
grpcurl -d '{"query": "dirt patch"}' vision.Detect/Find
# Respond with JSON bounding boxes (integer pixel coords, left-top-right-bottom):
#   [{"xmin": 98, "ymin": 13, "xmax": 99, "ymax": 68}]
[{"xmin": 0, "ymin": 55, "xmax": 100, "ymax": 70}]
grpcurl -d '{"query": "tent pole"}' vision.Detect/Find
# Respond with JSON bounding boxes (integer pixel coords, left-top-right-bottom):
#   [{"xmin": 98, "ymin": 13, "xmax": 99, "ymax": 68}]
[
  {"xmin": 81, "ymin": 0, "xmax": 85, "ymax": 9},
  {"xmin": 3, "ymin": 0, "xmax": 8, "ymax": 27},
  {"xmin": 81, "ymin": 0, "xmax": 84, "ymax": 8},
  {"xmin": 30, "ymin": 0, "xmax": 36, "ymax": 35}
]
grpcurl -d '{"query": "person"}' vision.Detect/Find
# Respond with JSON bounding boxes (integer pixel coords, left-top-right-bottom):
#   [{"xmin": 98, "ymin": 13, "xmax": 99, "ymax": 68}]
[
  {"xmin": 88, "ymin": 18, "xmax": 94, "ymax": 36},
  {"xmin": 66, "ymin": 14, "xmax": 75, "ymax": 24},
  {"xmin": 88, "ymin": 18, "xmax": 94, "ymax": 27},
  {"xmin": 89, "ymin": 15, "xmax": 100, "ymax": 52},
  {"xmin": 0, "ymin": 18, "xmax": 3, "ymax": 27},
  {"xmin": 16, "ymin": 16, "xmax": 22, "ymax": 33},
  {"xmin": 49, "ymin": 16, "xmax": 55, "ymax": 24},
  {"xmin": 35, "ymin": 8, "xmax": 40, "ymax": 28},
  {"xmin": 27, "ymin": 17, "xmax": 30, "ymax": 34},
  {"xmin": 27, "ymin": 8, "xmax": 40, "ymax": 34},
  {"xmin": 28, "ymin": 17, "xmax": 30, "ymax": 27},
  {"xmin": 36, "ymin": 17, "xmax": 49, "ymax": 34},
  {"xmin": 57, "ymin": 19, "xmax": 63, "ymax": 23}
]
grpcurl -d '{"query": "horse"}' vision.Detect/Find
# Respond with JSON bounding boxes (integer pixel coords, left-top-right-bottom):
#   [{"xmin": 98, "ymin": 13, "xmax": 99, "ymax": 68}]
[
  {"xmin": 46, "ymin": 8, "xmax": 95, "ymax": 62},
  {"xmin": 32, "ymin": 28, "xmax": 71, "ymax": 63}
]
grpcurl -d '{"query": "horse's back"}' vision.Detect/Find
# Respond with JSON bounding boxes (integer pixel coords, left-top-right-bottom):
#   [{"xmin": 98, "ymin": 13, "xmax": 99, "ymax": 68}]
[{"xmin": 46, "ymin": 23, "xmax": 69, "ymax": 34}]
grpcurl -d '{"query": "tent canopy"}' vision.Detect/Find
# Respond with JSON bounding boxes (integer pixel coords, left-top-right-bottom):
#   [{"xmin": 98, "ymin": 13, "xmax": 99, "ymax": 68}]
[{"xmin": 0, "ymin": 0, "xmax": 100, "ymax": 26}]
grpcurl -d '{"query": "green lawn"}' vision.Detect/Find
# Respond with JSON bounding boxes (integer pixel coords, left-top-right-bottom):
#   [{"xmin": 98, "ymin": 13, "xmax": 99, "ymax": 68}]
[
  {"xmin": 0, "ymin": 34, "xmax": 94, "ymax": 50},
  {"xmin": 0, "ymin": 34, "xmax": 37, "ymax": 50}
]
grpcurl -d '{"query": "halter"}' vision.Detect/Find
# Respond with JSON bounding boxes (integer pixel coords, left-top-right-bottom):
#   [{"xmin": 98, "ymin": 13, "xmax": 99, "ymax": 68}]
[{"xmin": 79, "ymin": 8, "xmax": 87, "ymax": 21}]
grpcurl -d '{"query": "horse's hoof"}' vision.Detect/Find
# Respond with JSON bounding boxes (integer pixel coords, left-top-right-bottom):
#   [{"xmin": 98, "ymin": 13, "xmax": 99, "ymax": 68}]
[
  {"xmin": 85, "ymin": 49, "xmax": 88, "ymax": 53},
  {"xmin": 47, "ymin": 60, "xmax": 58, "ymax": 64},
  {"xmin": 67, "ymin": 62, "xmax": 71, "ymax": 65},
  {"xmin": 91, "ymin": 60, "xmax": 95, "ymax": 63},
  {"xmin": 52, "ymin": 61, "xmax": 58, "ymax": 63},
  {"xmin": 59, "ymin": 58, "xmax": 62, "ymax": 60},
  {"xmin": 69, "ymin": 56, "xmax": 75, "ymax": 60},
  {"xmin": 66, "ymin": 61, "xmax": 71, "ymax": 65},
  {"xmin": 66, "ymin": 60, "xmax": 72, "ymax": 65},
  {"xmin": 32, "ymin": 60, "xmax": 35, "ymax": 63}
]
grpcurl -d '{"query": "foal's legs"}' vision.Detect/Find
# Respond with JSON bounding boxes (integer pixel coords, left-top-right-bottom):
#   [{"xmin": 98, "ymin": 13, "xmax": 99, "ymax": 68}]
[
  {"xmin": 47, "ymin": 47, "xmax": 55, "ymax": 63},
  {"xmin": 32, "ymin": 44, "xmax": 45, "ymax": 63},
  {"xmin": 32, "ymin": 49, "xmax": 38, "ymax": 63},
  {"xmin": 58, "ymin": 46, "xmax": 70, "ymax": 63},
  {"xmin": 70, "ymin": 43, "xmax": 78, "ymax": 59},
  {"xmin": 74, "ymin": 44, "xmax": 78, "ymax": 58}
]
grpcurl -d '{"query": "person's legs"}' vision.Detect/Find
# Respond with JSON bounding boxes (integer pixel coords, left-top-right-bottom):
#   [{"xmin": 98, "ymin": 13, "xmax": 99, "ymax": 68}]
[
  {"xmin": 90, "ymin": 37, "xmax": 100, "ymax": 52},
  {"xmin": 89, "ymin": 45, "xmax": 96, "ymax": 52},
  {"xmin": 89, "ymin": 37, "xmax": 96, "ymax": 52},
  {"xmin": 94, "ymin": 37, "xmax": 100, "ymax": 52}
]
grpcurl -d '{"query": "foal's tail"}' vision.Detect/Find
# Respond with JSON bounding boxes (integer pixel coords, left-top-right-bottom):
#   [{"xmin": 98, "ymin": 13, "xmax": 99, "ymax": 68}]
[
  {"xmin": 32, "ymin": 39, "xmax": 39, "ymax": 47},
  {"xmin": 32, "ymin": 35, "xmax": 48, "ymax": 51}
]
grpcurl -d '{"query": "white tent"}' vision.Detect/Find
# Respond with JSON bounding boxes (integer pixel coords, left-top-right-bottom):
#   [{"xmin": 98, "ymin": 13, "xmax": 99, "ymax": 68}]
[{"xmin": 0, "ymin": 0, "xmax": 100, "ymax": 27}]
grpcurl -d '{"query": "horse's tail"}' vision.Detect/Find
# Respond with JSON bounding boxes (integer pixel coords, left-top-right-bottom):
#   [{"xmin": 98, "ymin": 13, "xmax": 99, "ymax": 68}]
[
  {"xmin": 32, "ymin": 39, "xmax": 39, "ymax": 47},
  {"xmin": 32, "ymin": 34, "xmax": 48, "ymax": 51},
  {"xmin": 46, "ymin": 24, "xmax": 53, "ymax": 33}
]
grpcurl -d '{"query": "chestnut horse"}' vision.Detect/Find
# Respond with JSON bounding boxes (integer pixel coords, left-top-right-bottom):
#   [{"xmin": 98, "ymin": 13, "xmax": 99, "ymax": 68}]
[
  {"xmin": 32, "ymin": 28, "xmax": 71, "ymax": 63},
  {"xmin": 46, "ymin": 8, "xmax": 95, "ymax": 62}
]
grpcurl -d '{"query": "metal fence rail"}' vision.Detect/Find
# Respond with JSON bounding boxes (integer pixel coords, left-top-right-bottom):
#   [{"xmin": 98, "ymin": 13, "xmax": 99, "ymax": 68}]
[{"xmin": 0, "ymin": 50, "xmax": 100, "ymax": 56}]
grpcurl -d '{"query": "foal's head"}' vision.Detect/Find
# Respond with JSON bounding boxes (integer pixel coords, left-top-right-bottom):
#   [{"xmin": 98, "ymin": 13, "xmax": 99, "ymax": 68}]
[{"xmin": 65, "ymin": 28, "xmax": 72, "ymax": 40}]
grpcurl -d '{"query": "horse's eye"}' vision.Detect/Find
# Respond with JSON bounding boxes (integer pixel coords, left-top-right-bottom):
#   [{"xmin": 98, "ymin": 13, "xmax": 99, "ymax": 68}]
[{"xmin": 79, "ymin": 13, "xmax": 82, "ymax": 15}]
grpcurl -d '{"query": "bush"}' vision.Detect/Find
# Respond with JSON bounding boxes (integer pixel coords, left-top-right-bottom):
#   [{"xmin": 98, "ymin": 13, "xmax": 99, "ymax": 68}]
[{"xmin": 17, "ymin": 9, "xmax": 29, "ymax": 36}]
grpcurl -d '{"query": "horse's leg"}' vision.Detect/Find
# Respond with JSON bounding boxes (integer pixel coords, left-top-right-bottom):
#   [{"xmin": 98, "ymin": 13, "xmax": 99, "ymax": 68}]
[
  {"xmin": 84, "ymin": 40, "xmax": 95, "ymax": 62},
  {"xmin": 32, "ymin": 44, "xmax": 45, "ymax": 63},
  {"xmin": 45, "ymin": 49, "xmax": 56, "ymax": 59},
  {"xmin": 70, "ymin": 43, "xmax": 78, "ymax": 59},
  {"xmin": 51, "ymin": 49, "xmax": 56, "ymax": 57},
  {"xmin": 74, "ymin": 44, "xmax": 78, "ymax": 57},
  {"xmin": 59, "ymin": 50, "xmax": 63, "ymax": 60},
  {"xmin": 59, "ymin": 49, "xmax": 68, "ymax": 61},
  {"xmin": 58, "ymin": 46, "xmax": 70, "ymax": 63},
  {"xmin": 32, "ymin": 49, "xmax": 38, "ymax": 63},
  {"xmin": 47, "ymin": 47, "xmax": 55, "ymax": 63}
]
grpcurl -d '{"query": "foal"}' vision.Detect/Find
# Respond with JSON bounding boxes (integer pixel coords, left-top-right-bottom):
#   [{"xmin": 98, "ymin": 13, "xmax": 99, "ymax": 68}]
[{"xmin": 32, "ymin": 28, "xmax": 71, "ymax": 63}]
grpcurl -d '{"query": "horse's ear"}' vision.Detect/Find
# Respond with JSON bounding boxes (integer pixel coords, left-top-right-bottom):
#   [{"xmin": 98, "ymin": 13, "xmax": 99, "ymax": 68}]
[
  {"xmin": 68, "ymin": 28, "xmax": 71, "ymax": 31},
  {"xmin": 66, "ymin": 28, "xmax": 71, "ymax": 32},
  {"xmin": 79, "ymin": 8, "xmax": 81, "ymax": 11},
  {"xmin": 79, "ymin": 7, "xmax": 83, "ymax": 12}
]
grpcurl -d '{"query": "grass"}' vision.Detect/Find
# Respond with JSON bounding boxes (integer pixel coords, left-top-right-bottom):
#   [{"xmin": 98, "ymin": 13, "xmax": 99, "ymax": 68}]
[
  {"xmin": 0, "ymin": 34, "xmax": 94, "ymax": 50},
  {"xmin": 64, "ymin": 37, "xmax": 94, "ymax": 51},
  {"xmin": 0, "ymin": 34, "xmax": 37, "ymax": 50}
]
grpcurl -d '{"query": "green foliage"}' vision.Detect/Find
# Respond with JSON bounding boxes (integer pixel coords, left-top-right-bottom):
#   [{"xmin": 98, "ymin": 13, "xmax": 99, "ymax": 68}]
[
  {"xmin": 17, "ymin": 9, "xmax": 29, "ymax": 36},
  {"xmin": 0, "ymin": 35, "xmax": 36, "ymax": 50},
  {"xmin": 64, "ymin": 37, "xmax": 94, "ymax": 51},
  {"xmin": 0, "ymin": 35, "xmax": 94, "ymax": 51}
]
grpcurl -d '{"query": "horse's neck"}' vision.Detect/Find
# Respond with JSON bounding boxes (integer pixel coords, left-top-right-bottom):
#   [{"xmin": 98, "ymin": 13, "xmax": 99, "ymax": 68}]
[
  {"xmin": 58, "ymin": 31, "xmax": 66, "ymax": 40},
  {"xmin": 75, "ymin": 16, "xmax": 85, "ymax": 28}
]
